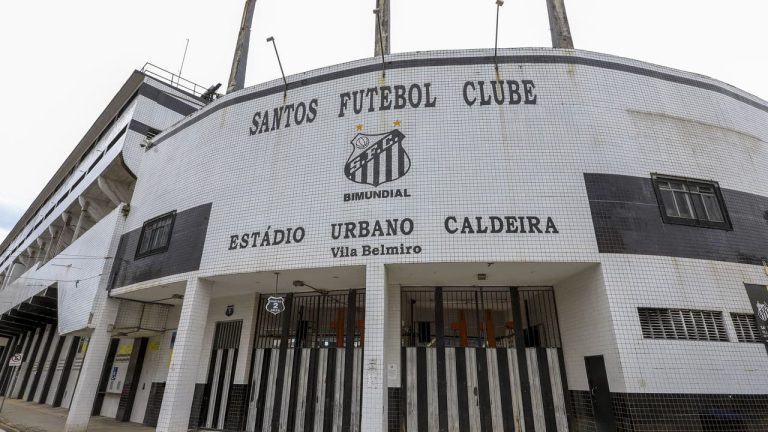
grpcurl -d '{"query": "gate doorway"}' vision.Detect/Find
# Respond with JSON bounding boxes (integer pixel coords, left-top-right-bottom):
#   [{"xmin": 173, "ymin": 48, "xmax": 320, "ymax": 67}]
[
  {"xmin": 202, "ymin": 320, "xmax": 244, "ymax": 430},
  {"xmin": 400, "ymin": 287, "xmax": 570, "ymax": 432},
  {"xmin": 246, "ymin": 289, "xmax": 365, "ymax": 432}
]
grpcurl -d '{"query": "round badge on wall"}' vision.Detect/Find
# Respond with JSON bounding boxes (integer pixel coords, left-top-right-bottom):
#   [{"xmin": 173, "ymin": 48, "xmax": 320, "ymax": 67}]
[{"xmin": 225, "ymin": 305, "xmax": 234, "ymax": 316}]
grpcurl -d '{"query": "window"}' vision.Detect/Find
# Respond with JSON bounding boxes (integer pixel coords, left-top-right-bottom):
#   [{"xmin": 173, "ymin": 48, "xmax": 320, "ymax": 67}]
[
  {"xmin": 145, "ymin": 127, "xmax": 161, "ymax": 140},
  {"xmin": 651, "ymin": 174, "xmax": 731, "ymax": 230},
  {"xmin": 638, "ymin": 308, "xmax": 728, "ymax": 341},
  {"xmin": 135, "ymin": 211, "xmax": 176, "ymax": 258},
  {"xmin": 731, "ymin": 313, "xmax": 761, "ymax": 343}
]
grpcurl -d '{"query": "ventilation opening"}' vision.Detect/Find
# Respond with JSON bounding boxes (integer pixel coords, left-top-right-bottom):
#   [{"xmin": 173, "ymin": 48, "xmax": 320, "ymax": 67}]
[
  {"xmin": 145, "ymin": 128, "xmax": 162, "ymax": 140},
  {"xmin": 638, "ymin": 308, "xmax": 728, "ymax": 341},
  {"xmin": 731, "ymin": 313, "xmax": 760, "ymax": 343}
]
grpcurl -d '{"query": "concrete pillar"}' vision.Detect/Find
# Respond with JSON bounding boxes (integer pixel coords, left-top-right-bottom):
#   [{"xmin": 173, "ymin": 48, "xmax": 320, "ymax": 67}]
[
  {"xmin": 43, "ymin": 227, "xmax": 59, "ymax": 263},
  {"xmin": 5, "ymin": 262, "xmax": 26, "ymax": 289},
  {"xmin": 71, "ymin": 197, "xmax": 92, "ymax": 243},
  {"xmin": 97, "ymin": 177, "xmax": 129, "ymax": 206},
  {"xmin": 156, "ymin": 278, "xmax": 212, "ymax": 432},
  {"xmin": 385, "ymin": 284, "xmax": 401, "ymax": 388},
  {"xmin": 360, "ymin": 264, "xmax": 389, "ymax": 431},
  {"xmin": 64, "ymin": 297, "xmax": 119, "ymax": 431}
]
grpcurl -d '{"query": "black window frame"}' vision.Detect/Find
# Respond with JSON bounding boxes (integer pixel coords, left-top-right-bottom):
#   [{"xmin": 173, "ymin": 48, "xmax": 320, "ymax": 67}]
[
  {"xmin": 651, "ymin": 173, "xmax": 732, "ymax": 230},
  {"xmin": 135, "ymin": 211, "xmax": 176, "ymax": 259}
]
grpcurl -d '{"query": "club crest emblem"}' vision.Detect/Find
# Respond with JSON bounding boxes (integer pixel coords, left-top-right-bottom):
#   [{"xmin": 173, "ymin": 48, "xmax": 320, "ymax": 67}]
[
  {"xmin": 225, "ymin": 305, "xmax": 234, "ymax": 317},
  {"xmin": 266, "ymin": 296, "xmax": 286, "ymax": 315},
  {"xmin": 344, "ymin": 129, "xmax": 410, "ymax": 187},
  {"xmin": 757, "ymin": 301, "xmax": 768, "ymax": 322}
]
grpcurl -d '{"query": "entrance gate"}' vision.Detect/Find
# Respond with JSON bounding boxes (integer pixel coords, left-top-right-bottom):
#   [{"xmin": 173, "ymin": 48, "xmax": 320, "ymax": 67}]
[
  {"xmin": 203, "ymin": 320, "xmax": 244, "ymax": 430},
  {"xmin": 400, "ymin": 287, "xmax": 570, "ymax": 432},
  {"xmin": 246, "ymin": 289, "xmax": 365, "ymax": 432}
]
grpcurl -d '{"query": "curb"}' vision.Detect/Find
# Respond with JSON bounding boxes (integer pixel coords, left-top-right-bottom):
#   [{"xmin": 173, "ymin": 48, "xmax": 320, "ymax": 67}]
[{"xmin": 0, "ymin": 419, "xmax": 23, "ymax": 432}]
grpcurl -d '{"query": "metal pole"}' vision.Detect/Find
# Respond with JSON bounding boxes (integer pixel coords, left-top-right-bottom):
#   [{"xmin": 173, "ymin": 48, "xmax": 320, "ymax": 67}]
[
  {"xmin": 227, "ymin": 0, "xmax": 258, "ymax": 93},
  {"xmin": 545, "ymin": 0, "xmax": 574, "ymax": 49},
  {"xmin": 374, "ymin": 9, "xmax": 386, "ymax": 77},
  {"xmin": 373, "ymin": 0, "xmax": 390, "ymax": 56},
  {"xmin": 178, "ymin": 38, "xmax": 190, "ymax": 82}
]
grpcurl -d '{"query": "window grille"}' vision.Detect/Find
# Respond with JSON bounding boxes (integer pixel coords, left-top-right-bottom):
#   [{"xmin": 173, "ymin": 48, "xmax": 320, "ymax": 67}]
[
  {"xmin": 638, "ymin": 308, "xmax": 728, "ymax": 341},
  {"xmin": 145, "ymin": 128, "xmax": 161, "ymax": 140},
  {"xmin": 213, "ymin": 320, "xmax": 243, "ymax": 349},
  {"xmin": 731, "ymin": 313, "xmax": 761, "ymax": 343},
  {"xmin": 651, "ymin": 174, "xmax": 731, "ymax": 230},
  {"xmin": 136, "ymin": 211, "xmax": 176, "ymax": 258}
]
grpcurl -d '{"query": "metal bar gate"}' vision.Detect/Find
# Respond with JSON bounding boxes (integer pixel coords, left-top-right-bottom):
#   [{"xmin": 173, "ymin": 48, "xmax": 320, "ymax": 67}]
[{"xmin": 400, "ymin": 287, "xmax": 571, "ymax": 432}]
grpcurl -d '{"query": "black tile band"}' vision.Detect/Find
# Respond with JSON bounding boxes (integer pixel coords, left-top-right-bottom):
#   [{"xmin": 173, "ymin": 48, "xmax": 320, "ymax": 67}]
[
  {"xmin": 510, "ymin": 288, "xmax": 535, "ymax": 432},
  {"xmin": 434, "ymin": 288, "xmax": 449, "ymax": 432},
  {"xmin": 455, "ymin": 347, "xmax": 470, "ymax": 432},
  {"xmin": 270, "ymin": 293, "xmax": 294, "ymax": 430},
  {"xmin": 341, "ymin": 290, "xmax": 358, "ymax": 432},
  {"xmin": 322, "ymin": 348, "xmax": 337, "ymax": 432},
  {"xmin": 303, "ymin": 347, "xmax": 320, "ymax": 431},
  {"xmin": 496, "ymin": 349, "xmax": 516, "ymax": 432},
  {"xmin": 253, "ymin": 348, "xmax": 272, "ymax": 430},
  {"xmin": 475, "ymin": 348, "xmax": 493, "ymax": 432},
  {"xmin": 536, "ymin": 347, "xmax": 557, "ymax": 432},
  {"xmin": 137, "ymin": 84, "xmax": 198, "ymax": 117}
]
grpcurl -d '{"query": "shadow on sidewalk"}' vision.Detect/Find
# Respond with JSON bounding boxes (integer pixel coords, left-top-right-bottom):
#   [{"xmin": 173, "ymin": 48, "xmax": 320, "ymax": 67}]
[{"xmin": 0, "ymin": 398, "xmax": 153, "ymax": 432}]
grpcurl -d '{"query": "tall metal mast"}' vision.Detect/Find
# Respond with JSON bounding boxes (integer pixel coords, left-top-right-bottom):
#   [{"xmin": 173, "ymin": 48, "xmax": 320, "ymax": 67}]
[
  {"xmin": 227, "ymin": 0, "xmax": 258, "ymax": 94},
  {"xmin": 545, "ymin": 0, "xmax": 574, "ymax": 49},
  {"xmin": 374, "ymin": 0, "xmax": 390, "ymax": 56}
]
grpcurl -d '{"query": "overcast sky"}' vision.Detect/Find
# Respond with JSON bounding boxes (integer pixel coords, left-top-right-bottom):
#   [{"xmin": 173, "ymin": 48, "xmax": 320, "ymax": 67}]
[{"xmin": 0, "ymin": 0, "xmax": 766, "ymax": 243}]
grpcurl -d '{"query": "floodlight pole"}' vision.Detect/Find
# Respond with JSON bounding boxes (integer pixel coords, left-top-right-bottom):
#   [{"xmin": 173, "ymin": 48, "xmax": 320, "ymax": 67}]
[
  {"xmin": 373, "ymin": 0, "xmax": 390, "ymax": 56},
  {"xmin": 546, "ymin": 0, "xmax": 574, "ymax": 49},
  {"xmin": 374, "ymin": 8, "xmax": 387, "ymax": 77},
  {"xmin": 227, "ymin": 0, "xmax": 258, "ymax": 94}
]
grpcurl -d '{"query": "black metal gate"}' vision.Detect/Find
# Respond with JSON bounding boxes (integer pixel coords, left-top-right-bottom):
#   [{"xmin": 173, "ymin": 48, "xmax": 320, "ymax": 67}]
[
  {"xmin": 246, "ymin": 289, "xmax": 365, "ymax": 432},
  {"xmin": 400, "ymin": 287, "xmax": 571, "ymax": 432}
]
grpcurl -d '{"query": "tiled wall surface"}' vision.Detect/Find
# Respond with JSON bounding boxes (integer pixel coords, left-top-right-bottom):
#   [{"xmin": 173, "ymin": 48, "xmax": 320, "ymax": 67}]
[
  {"xmin": 109, "ymin": 48, "xmax": 768, "ymax": 431},
  {"xmin": 1, "ymin": 48, "xmax": 765, "ymax": 431}
]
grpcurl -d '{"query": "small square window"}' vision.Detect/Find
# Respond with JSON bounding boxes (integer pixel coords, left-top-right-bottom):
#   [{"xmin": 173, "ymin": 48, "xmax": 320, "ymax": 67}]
[
  {"xmin": 135, "ymin": 211, "xmax": 176, "ymax": 259},
  {"xmin": 651, "ymin": 174, "xmax": 731, "ymax": 230}
]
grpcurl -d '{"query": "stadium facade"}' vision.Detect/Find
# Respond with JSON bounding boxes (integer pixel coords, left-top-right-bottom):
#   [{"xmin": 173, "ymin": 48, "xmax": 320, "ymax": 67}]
[{"xmin": 0, "ymin": 46, "xmax": 766, "ymax": 432}]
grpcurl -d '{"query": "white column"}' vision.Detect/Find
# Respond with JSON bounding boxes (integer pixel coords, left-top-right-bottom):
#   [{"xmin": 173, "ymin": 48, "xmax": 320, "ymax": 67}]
[
  {"xmin": 360, "ymin": 264, "xmax": 388, "ymax": 431},
  {"xmin": 385, "ymin": 284, "xmax": 401, "ymax": 388},
  {"xmin": 64, "ymin": 297, "xmax": 119, "ymax": 431},
  {"xmin": 156, "ymin": 277, "xmax": 212, "ymax": 432}
]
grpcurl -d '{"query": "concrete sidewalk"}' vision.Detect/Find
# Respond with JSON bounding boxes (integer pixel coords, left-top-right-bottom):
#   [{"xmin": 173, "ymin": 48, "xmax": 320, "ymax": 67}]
[{"xmin": 0, "ymin": 398, "xmax": 153, "ymax": 432}]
